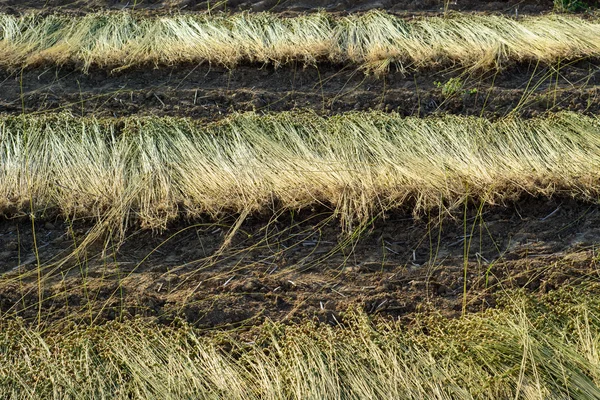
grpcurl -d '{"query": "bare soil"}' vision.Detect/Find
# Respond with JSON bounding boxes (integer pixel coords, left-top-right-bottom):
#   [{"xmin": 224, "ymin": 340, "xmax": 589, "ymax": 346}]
[
  {"xmin": 1, "ymin": 197, "xmax": 600, "ymax": 329},
  {"xmin": 1, "ymin": 61, "xmax": 599, "ymax": 119},
  {"xmin": 0, "ymin": 0, "xmax": 558, "ymax": 16}
]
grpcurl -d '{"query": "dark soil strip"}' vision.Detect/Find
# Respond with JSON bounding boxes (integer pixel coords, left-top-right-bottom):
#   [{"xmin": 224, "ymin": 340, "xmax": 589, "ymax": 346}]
[
  {"xmin": 0, "ymin": 0, "xmax": 558, "ymax": 16},
  {"xmin": 1, "ymin": 196, "xmax": 600, "ymax": 328},
  {"xmin": 2, "ymin": 61, "xmax": 599, "ymax": 119}
]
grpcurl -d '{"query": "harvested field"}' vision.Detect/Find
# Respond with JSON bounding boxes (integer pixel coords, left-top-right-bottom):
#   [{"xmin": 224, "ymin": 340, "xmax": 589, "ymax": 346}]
[{"xmin": 3, "ymin": 2, "xmax": 600, "ymax": 398}]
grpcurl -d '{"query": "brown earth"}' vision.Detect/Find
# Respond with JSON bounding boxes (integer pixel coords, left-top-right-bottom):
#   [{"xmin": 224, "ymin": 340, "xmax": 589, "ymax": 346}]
[
  {"xmin": 0, "ymin": 0, "xmax": 558, "ymax": 16},
  {"xmin": 1, "ymin": 196, "xmax": 600, "ymax": 329},
  {"xmin": 1, "ymin": 61, "xmax": 599, "ymax": 119}
]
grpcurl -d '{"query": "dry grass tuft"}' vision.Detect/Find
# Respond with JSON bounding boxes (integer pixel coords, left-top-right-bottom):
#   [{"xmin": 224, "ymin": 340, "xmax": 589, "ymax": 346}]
[{"xmin": 1, "ymin": 12, "xmax": 600, "ymax": 72}]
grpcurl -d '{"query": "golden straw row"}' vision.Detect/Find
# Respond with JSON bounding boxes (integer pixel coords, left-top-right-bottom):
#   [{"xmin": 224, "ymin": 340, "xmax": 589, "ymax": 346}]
[
  {"xmin": 2, "ymin": 112, "xmax": 600, "ymax": 230},
  {"xmin": 0, "ymin": 12, "xmax": 599, "ymax": 72}
]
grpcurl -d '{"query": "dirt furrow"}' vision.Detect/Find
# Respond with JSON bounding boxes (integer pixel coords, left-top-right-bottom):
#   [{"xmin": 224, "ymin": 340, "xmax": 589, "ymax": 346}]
[
  {"xmin": 1, "ymin": 62, "xmax": 599, "ymax": 118},
  {"xmin": 1, "ymin": 196, "xmax": 599, "ymax": 327}
]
